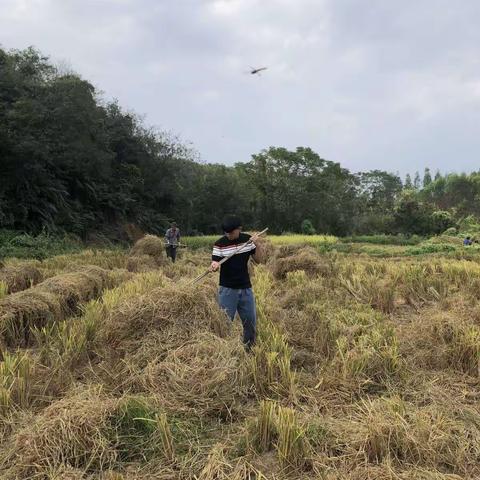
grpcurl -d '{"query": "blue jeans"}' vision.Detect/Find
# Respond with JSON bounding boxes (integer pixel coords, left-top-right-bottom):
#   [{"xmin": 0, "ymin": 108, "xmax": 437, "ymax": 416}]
[{"xmin": 218, "ymin": 287, "xmax": 256, "ymax": 349}]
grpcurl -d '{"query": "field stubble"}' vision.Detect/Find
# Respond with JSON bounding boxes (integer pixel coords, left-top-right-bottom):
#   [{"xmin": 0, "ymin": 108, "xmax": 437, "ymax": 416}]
[{"xmin": 0, "ymin": 236, "xmax": 480, "ymax": 478}]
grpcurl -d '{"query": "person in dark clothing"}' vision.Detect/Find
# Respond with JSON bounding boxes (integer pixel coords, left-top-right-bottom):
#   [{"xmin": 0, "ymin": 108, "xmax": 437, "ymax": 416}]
[
  {"xmin": 210, "ymin": 216, "xmax": 261, "ymax": 350},
  {"xmin": 165, "ymin": 222, "xmax": 180, "ymax": 262},
  {"xmin": 464, "ymin": 236, "xmax": 473, "ymax": 246}
]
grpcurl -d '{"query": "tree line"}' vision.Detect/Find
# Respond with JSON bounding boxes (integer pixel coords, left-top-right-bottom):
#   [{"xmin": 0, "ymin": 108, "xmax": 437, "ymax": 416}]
[{"xmin": 0, "ymin": 47, "xmax": 478, "ymax": 239}]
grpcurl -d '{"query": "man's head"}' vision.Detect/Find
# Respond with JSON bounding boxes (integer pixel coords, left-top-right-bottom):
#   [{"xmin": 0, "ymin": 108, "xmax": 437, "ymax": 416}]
[
  {"xmin": 222, "ymin": 215, "xmax": 242, "ymax": 240},
  {"xmin": 171, "ymin": 222, "xmax": 177, "ymax": 229}
]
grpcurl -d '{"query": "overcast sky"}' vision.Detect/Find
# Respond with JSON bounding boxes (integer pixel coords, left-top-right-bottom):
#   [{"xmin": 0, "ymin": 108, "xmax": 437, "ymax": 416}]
[{"xmin": 2, "ymin": 0, "xmax": 480, "ymax": 175}]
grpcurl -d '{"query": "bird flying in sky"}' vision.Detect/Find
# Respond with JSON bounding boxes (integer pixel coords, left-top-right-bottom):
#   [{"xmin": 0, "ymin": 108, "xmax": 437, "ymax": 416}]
[{"xmin": 249, "ymin": 66, "xmax": 268, "ymax": 75}]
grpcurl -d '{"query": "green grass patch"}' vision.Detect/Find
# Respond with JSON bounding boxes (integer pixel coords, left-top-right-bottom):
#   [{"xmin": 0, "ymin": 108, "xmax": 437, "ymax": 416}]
[
  {"xmin": 341, "ymin": 234, "xmax": 424, "ymax": 245},
  {"xmin": 318, "ymin": 239, "xmax": 480, "ymax": 258},
  {"xmin": 405, "ymin": 243, "xmax": 457, "ymax": 256},
  {"xmin": 110, "ymin": 396, "xmax": 164, "ymax": 462},
  {"xmin": 317, "ymin": 242, "xmax": 409, "ymax": 257},
  {"xmin": 183, "ymin": 234, "xmax": 338, "ymax": 250},
  {"xmin": 0, "ymin": 230, "xmax": 83, "ymax": 260},
  {"xmin": 183, "ymin": 235, "xmax": 218, "ymax": 250},
  {"xmin": 183, "ymin": 234, "xmax": 471, "ymax": 259},
  {"xmin": 271, "ymin": 234, "xmax": 337, "ymax": 246}
]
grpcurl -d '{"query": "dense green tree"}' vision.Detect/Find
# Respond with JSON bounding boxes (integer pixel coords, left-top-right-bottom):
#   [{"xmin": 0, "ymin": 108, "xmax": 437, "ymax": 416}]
[
  {"xmin": 354, "ymin": 170, "xmax": 402, "ymax": 234},
  {"xmin": 393, "ymin": 191, "xmax": 433, "ymax": 235},
  {"xmin": 183, "ymin": 163, "xmax": 252, "ymax": 234},
  {"xmin": 0, "ymin": 47, "xmax": 197, "ymax": 237},
  {"xmin": 430, "ymin": 210, "xmax": 454, "ymax": 234},
  {"xmin": 413, "ymin": 171, "xmax": 421, "ymax": 190},
  {"xmin": 423, "ymin": 168, "xmax": 432, "ymax": 187},
  {"xmin": 358, "ymin": 170, "xmax": 402, "ymax": 212},
  {"xmin": 2, "ymin": 46, "xmax": 480, "ymax": 240},
  {"xmin": 242, "ymin": 147, "xmax": 357, "ymax": 235},
  {"xmin": 404, "ymin": 174, "xmax": 413, "ymax": 189}
]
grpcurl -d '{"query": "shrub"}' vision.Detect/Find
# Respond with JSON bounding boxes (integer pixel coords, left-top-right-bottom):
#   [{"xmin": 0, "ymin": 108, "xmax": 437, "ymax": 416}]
[{"xmin": 300, "ymin": 219, "xmax": 316, "ymax": 235}]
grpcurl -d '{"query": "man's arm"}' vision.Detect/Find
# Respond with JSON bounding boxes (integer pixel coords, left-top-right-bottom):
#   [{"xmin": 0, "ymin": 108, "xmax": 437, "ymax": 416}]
[
  {"xmin": 211, "ymin": 242, "xmax": 222, "ymax": 271},
  {"xmin": 251, "ymin": 239, "xmax": 262, "ymax": 264}
]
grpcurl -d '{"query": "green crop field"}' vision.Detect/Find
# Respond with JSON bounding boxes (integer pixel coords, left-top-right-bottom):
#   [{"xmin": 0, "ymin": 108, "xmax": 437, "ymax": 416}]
[{"xmin": 183, "ymin": 234, "xmax": 338, "ymax": 250}]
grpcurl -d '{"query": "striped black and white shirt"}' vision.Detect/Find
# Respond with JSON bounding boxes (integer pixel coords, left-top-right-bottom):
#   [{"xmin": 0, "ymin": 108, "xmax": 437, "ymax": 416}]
[{"xmin": 212, "ymin": 233, "xmax": 256, "ymax": 289}]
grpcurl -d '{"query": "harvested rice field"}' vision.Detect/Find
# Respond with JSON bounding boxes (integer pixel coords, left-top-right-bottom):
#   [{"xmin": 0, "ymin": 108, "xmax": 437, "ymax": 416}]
[{"xmin": 1, "ymin": 235, "xmax": 480, "ymax": 479}]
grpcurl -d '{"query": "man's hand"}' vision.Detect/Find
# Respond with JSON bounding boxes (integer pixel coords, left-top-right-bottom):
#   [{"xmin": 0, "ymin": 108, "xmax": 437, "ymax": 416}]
[
  {"xmin": 210, "ymin": 261, "xmax": 220, "ymax": 272},
  {"xmin": 250, "ymin": 234, "xmax": 260, "ymax": 246}
]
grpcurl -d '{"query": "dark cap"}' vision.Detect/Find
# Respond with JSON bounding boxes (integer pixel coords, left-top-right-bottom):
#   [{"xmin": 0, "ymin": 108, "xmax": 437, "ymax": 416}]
[{"xmin": 222, "ymin": 215, "xmax": 242, "ymax": 233}]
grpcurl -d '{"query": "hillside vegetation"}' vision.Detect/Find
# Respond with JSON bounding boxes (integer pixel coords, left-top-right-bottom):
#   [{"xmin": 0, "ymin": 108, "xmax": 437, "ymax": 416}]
[{"xmin": 3, "ymin": 46, "xmax": 480, "ymax": 241}]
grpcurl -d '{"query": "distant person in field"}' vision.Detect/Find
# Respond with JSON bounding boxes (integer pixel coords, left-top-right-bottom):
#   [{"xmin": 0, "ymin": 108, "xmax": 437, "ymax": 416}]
[
  {"xmin": 165, "ymin": 222, "xmax": 180, "ymax": 262},
  {"xmin": 210, "ymin": 216, "xmax": 261, "ymax": 351},
  {"xmin": 464, "ymin": 236, "xmax": 473, "ymax": 246}
]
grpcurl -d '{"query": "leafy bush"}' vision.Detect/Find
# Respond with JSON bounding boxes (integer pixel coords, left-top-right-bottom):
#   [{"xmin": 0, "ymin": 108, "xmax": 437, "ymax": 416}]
[
  {"xmin": 430, "ymin": 210, "xmax": 455, "ymax": 234},
  {"xmin": 457, "ymin": 215, "xmax": 480, "ymax": 234},
  {"xmin": 300, "ymin": 219, "xmax": 316, "ymax": 235}
]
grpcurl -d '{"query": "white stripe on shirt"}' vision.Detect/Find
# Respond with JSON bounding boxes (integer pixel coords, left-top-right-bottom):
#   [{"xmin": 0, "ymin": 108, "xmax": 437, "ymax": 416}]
[{"xmin": 212, "ymin": 243, "xmax": 255, "ymax": 258}]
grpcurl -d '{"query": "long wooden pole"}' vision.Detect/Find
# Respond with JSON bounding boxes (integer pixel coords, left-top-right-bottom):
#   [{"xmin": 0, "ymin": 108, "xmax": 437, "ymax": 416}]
[
  {"xmin": 164, "ymin": 243, "xmax": 188, "ymax": 248},
  {"xmin": 190, "ymin": 228, "xmax": 268, "ymax": 285}
]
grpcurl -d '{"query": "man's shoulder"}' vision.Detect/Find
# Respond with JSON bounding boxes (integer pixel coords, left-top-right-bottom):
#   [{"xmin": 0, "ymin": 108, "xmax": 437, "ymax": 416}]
[
  {"xmin": 214, "ymin": 235, "xmax": 228, "ymax": 246},
  {"xmin": 239, "ymin": 233, "xmax": 251, "ymax": 242},
  {"xmin": 214, "ymin": 233, "xmax": 252, "ymax": 247}
]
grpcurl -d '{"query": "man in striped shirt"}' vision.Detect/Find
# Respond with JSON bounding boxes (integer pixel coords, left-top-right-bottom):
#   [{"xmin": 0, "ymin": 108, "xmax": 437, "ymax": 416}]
[{"xmin": 210, "ymin": 216, "xmax": 261, "ymax": 350}]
